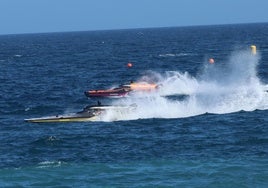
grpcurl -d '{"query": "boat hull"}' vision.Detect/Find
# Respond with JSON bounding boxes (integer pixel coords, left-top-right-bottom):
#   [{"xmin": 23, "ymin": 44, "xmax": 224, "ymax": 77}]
[
  {"xmin": 84, "ymin": 90, "xmax": 129, "ymax": 98},
  {"xmin": 25, "ymin": 115, "xmax": 97, "ymax": 123}
]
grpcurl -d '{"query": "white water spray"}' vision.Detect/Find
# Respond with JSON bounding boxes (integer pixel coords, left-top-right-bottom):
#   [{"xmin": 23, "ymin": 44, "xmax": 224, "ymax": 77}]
[{"xmin": 102, "ymin": 49, "xmax": 268, "ymax": 121}]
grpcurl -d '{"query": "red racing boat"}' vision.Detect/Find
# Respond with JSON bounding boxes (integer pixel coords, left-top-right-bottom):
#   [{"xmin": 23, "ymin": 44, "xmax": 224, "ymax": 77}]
[
  {"xmin": 84, "ymin": 87, "xmax": 130, "ymax": 98},
  {"xmin": 84, "ymin": 82, "xmax": 158, "ymax": 98}
]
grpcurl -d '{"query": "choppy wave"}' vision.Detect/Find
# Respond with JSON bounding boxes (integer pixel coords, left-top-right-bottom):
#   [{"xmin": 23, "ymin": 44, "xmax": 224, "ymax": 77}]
[
  {"xmin": 1, "ymin": 158, "xmax": 267, "ymax": 187},
  {"xmin": 159, "ymin": 53, "xmax": 196, "ymax": 57},
  {"xmin": 37, "ymin": 161, "xmax": 63, "ymax": 168}
]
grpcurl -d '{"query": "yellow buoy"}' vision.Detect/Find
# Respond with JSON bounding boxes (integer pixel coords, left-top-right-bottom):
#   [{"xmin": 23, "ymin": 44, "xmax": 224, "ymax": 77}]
[{"xmin": 250, "ymin": 45, "xmax": 256, "ymax": 55}]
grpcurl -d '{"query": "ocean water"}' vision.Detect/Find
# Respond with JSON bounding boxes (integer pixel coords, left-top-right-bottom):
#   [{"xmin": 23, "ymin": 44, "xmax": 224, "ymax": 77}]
[{"xmin": 0, "ymin": 23, "xmax": 268, "ymax": 187}]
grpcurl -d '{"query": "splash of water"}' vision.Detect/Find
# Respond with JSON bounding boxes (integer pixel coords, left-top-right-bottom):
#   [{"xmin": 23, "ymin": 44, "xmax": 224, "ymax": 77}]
[{"xmin": 102, "ymin": 49, "xmax": 268, "ymax": 121}]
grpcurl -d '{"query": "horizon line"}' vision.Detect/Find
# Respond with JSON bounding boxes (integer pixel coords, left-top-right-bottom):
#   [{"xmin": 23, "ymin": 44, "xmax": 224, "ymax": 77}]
[{"xmin": 1, "ymin": 21, "xmax": 267, "ymax": 37}]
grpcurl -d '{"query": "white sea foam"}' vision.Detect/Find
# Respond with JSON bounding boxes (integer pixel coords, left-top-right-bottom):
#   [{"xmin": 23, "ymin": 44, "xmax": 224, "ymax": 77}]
[
  {"xmin": 14, "ymin": 54, "xmax": 22, "ymax": 57},
  {"xmin": 102, "ymin": 49, "xmax": 268, "ymax": 121},
  {"xmin": 159, "ymin": 53, "xmax": 195, "ymax": 57},
  {"xmin": 37, "ymin": 161, "xmax": 63, "ymax": 168}
]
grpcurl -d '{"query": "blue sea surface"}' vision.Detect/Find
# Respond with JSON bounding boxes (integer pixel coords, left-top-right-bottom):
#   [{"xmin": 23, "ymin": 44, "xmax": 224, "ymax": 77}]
[{"xmin": 0, "ymin": 23, "xmax": 268, "ymax": 187}]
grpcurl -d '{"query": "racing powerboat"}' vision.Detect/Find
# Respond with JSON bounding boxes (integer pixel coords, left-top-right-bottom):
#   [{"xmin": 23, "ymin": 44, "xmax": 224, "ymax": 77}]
[
  {"xmin": 85, "ymin": 82, "xmax": 158, "ymax": 98},
  {"xmin": 25, "ymin": 103, "xmax": 137, "ymax": 123},
  {"xmin": 84, "ymin": 87, "xmax": 130, "ymax": 98},
  {"xmin": 25, "ymin": 104, "xmax": 104, "ymax": 123}
]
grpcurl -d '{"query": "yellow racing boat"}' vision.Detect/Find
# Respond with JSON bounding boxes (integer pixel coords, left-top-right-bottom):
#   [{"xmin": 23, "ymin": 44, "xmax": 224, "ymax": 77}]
[
  {"xmin": 25, "ymin": 103, "xmax": 136, "ymax": 123},
  {"xmin": 25, "ymin": 104, "xmax": 106, "ymax": 123}
]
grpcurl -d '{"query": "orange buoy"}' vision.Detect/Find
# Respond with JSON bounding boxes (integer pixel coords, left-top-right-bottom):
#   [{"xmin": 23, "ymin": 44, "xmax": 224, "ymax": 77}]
[
  {"xmin": 127, "ymin": 62, "xmax": 133, "ymax": 68},
  {"xmin": 209, "ymin": 58, "xmax": 215, "ymax": 64}
]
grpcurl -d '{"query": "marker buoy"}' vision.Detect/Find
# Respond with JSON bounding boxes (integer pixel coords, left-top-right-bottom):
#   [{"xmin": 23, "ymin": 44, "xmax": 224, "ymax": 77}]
[
  {"xmin": 127, "ymin": 62, "xmax": 133, "ymax": 68},
  {"xmin": 209, "ymin": 58, "xmax": 215, "ymax": 64},
  {"xmin": 250, "ymin": 45, "xmax": 256, "ymax": 55}
]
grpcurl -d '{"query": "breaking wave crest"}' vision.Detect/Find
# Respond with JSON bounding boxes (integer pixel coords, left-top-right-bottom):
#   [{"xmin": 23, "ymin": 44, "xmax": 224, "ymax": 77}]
[{"xmin": 103, "ymin": 49, "xmax": 268, "ymax": 121}]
